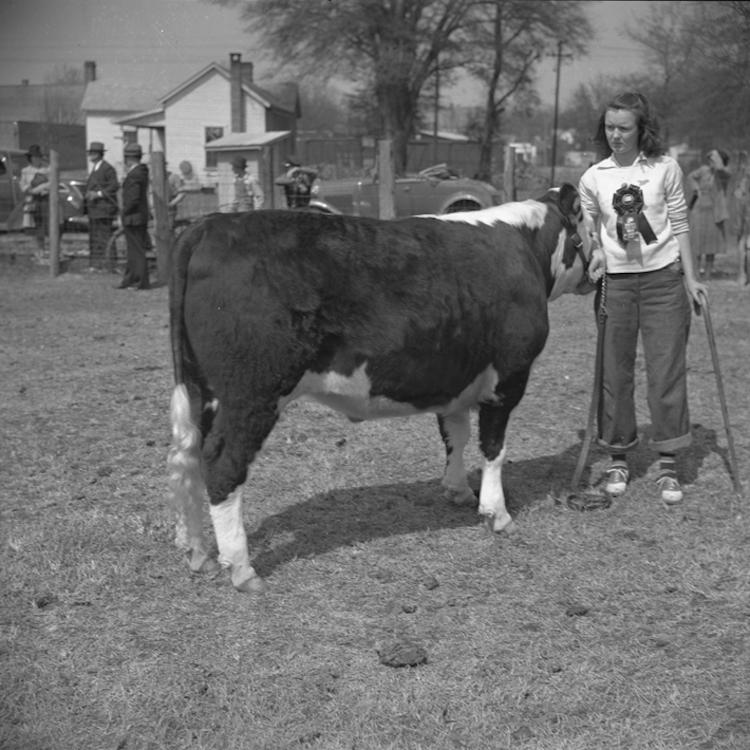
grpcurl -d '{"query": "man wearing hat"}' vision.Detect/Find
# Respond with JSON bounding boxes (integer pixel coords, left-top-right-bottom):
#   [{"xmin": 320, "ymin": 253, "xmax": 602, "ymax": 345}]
[
  {"xmin": 116, "ymin": 142, "xmax": 150, "ymax": 289},
  {"xmin": 275, "ymin": 154, "xmax": 317, "ymax": 208},
  {"xmin": 84, "ymin": 141, "xmax": 119, "ymax": 269},
  {"xmin": 228, "ymin": 155, "xmax": 264, "ymax": 212},
  {"xmin": 19, "ymin": 144, "xmax": 50, "ymax": 258}
]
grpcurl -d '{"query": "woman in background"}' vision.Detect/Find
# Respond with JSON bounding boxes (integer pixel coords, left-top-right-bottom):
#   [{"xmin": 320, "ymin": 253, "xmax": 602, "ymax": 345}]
[
  {"xmin": 19, "ymin": 144, "xmax": 50, "ymax": 259},
  {"xmin": 731, "ymin": 150, "xmax": 750, "ymax": 284},
  {"xmin": 688, "ymin": 148, "xmax": 731, "ymax": 279}
]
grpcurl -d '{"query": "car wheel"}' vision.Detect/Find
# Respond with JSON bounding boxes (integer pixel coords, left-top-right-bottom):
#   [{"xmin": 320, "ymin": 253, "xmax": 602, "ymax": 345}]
[{"xmin": 444, "ymin": 200, "xmax": 481, "ymax": 213}]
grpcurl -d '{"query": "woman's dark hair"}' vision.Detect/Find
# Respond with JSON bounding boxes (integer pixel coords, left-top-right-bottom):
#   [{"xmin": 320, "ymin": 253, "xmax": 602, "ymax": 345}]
[{"xmin": 591, "ymin": 92, "xmax": 664, "ymax": 161}]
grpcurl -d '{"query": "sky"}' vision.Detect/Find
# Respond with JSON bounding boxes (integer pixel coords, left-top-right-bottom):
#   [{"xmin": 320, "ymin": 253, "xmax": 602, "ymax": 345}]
[{"xmin": 0, "ymin": 0, "xmax": 651, "ymax": 108}]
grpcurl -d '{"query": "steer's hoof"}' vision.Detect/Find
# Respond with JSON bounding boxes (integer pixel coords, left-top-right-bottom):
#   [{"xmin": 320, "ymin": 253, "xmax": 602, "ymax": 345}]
[
  {"xmin": 446, "ymin": 486, "xmax": 477, "ymax": 507},
  {"xmin": 481, "ymin": 513, "xmax": 516, "ymax": 534},
  {"xmin": 234, "ymin": 574, "xmax": 266, "ymax": 595},
  {"xmin": 187, "ymin": 551, "xmax": 220, "ymax": 574}
]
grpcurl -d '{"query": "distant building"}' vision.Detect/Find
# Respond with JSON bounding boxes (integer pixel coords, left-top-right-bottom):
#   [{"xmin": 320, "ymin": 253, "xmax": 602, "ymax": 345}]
[
  {"xmin": 415, "ymin": 130, "xmax": 470, "ymax": 143},
  {"xmin": 81, "ymin": 77, "xmax": 163, "ymax": 173},
  {"xmin": 0, "ymin": 61, "xmax": 93, "ymax": 172},
  {"xmin": 509, "ymin": 142, "xmax": 538, "ymax": 163},
  {"xmin": 564, "ymin": 150, "xmax": 596, "ymax": 168},
  {"xmin": 88, "ymin": 53, "xmax": 299, "ymax": 204}
]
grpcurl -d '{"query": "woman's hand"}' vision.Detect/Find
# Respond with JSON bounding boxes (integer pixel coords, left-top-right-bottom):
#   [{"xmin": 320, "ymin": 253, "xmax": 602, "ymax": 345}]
[
  {"xmin": 684, "ymin": 274, "xmax": 708, "ymax": 310},
  {"xmin": 588, "ymin": 247, "xmax": 606, "ymax": 283}
]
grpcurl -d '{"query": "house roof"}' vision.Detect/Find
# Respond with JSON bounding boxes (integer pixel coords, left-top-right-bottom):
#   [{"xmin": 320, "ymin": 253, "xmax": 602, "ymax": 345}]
[
  {"xmin": 81, "ymin": 79, "xmax": 163, "ymax": 113},
  {"xmin": 114, "ymin": 108, "xmax": 166, "ymax": 128},
  {"xmin": 160, "ymin": 62, "xmax": 298, "ymax": 116},
  {"xmin": 110, "ymin": 61, "xmax": 299, "ymax": 131},
  {"xmin": 204, "ymin": 130, "xmax": 291, "ymax": 151},
  {"xmin": 416, "ymin": 129, "xmax": 470, "ymax": 143}
]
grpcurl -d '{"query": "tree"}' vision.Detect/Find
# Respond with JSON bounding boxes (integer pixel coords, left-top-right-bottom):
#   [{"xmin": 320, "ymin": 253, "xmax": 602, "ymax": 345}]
[
  {"xmin": 298, "ymin": 83, "xmax": 351, "ymax": 136},
  {"xmin": 622, "ymin": 1, "xmax": 750, "ymax": 148},
  {"xmin": 207, "ymin": 0, "xmax": 473, "ymax": 174},
  {"xmin": 625, "ymin": 1, "xmax": 697, "ymax": 144},
  {"xmin": 676, "ymin": 0, "xmax": 750, "ymax": 146},
  {"xmin": 43, "ymin": 65, "xmax": 86, "ymax": 125},
  {"xmin": 462, "ymin": 0, "xmax": 591, "ymax": 181}
]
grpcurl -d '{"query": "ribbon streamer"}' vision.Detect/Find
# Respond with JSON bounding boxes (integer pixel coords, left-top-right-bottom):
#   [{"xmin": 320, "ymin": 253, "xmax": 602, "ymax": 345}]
[{"xmin": 612, "ymin": 184, "xmax": 657, "ymax": 245}]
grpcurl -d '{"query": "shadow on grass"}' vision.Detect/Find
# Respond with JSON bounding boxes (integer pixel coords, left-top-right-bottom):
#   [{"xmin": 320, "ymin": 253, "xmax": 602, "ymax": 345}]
[
  {"xmin": 245, "ymin": 440, "xmax": 577, "ymax": 577},
  {"xmin": 246, "ymin": 423, "xmax": 722, "ymax": 577}
]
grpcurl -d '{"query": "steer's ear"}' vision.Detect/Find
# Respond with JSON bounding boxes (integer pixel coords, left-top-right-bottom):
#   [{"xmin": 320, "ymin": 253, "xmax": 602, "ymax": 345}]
[{"xmin": 558, "ymin": 183, "xmax": 580, "ymax": 218}]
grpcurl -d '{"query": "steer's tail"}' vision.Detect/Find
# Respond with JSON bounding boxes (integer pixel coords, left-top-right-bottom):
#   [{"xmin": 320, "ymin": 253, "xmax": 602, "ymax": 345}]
[{"xmin": 167, "ymin": 222, "xmax": 209, "ymax": 554}]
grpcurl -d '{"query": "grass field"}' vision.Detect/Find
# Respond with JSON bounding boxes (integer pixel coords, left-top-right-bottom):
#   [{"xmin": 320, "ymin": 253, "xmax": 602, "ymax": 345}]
[{"xmin": 1, "ymin": 238, "xmax": 749, "ymax": 750}]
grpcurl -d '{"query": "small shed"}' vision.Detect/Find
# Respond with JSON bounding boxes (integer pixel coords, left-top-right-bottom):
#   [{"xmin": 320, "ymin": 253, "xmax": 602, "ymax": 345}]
[{"xmin": 205, "ymin": 130, "xmax": 293, "ymax": 210}]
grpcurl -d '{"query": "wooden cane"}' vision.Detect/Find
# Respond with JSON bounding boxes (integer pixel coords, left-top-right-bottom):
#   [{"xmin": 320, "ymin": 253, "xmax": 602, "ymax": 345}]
[{"xmin": 698, "ymin": 290, "xmax": 744, "ymax": 498}]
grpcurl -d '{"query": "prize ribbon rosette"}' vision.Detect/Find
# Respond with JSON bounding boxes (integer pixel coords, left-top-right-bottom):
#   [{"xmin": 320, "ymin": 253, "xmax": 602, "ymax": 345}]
[{"xmin": 612, "ymin": 183, "xmax": 657, "ymax": 245}]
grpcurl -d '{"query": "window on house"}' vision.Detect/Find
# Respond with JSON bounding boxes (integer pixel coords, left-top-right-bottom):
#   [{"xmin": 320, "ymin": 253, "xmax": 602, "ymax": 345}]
[{"xmin": 205, "ymin": 127, "xmax": 224, "ymax": 168}]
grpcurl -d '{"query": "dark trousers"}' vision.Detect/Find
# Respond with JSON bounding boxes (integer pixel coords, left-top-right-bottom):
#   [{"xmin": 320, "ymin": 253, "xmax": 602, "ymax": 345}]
[
  {"xmin": 122, "ymin": 224, "xmax": 150, "ymax": 289},
  {"xmin": 89, "ymin": 218, "xmax": 114, "ymax": 268},
  {"xmin": 597, "ymin": 262, "xmax": 692, "ymax": 454},
  {"xmin": 25, "ymin": 197, "xmax": 49, "ymax": 250}
]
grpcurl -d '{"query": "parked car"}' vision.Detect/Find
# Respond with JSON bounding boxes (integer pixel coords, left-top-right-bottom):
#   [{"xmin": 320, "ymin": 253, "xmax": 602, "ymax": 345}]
[
  {"xmin": 0, "ymin": 146, "xmax": 88, "ymax": 233},
  {"xmin": 310, "ymin": 163, "xmax": 503, "ymax": 218},
  {"xmin": 60, "ymin": 179, "xmax": 88, "ymax": 233}
]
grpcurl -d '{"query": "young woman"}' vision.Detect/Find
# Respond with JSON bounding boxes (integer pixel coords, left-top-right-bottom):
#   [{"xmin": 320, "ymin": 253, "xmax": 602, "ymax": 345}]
[{"xmin": 578, "ymin": 92, "xmax": 706, "ymax": 504}]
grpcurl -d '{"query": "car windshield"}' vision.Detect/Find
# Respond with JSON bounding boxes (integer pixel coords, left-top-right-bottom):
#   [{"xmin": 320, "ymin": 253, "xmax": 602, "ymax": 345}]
[{"xmin": 417, "ymin": 164, "xmax": 460, "ymax": 180}]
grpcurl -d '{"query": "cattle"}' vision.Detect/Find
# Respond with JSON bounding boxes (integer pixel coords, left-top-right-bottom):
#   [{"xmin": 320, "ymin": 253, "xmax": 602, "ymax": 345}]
[{"xmin": 167, "ymin": 184, "xmax": 593, "ymax": 593}]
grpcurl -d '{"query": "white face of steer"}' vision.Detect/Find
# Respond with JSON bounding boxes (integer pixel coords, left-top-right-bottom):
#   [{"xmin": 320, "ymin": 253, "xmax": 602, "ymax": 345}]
[
  {"xmin": 546, "ymin": 190, "xmax": 594, "ymax": 300},
  {"xmin": 431, "ymin": 189, "xmax": 594, "ymax": 301}
]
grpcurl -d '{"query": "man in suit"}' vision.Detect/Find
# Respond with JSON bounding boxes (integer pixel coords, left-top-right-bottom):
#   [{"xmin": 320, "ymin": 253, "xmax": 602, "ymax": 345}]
[
  {"xmin": 84, "ymin": 141, "xmax": 119, "ymax": 269},
  {"xmin": 116, "ymin": 142, "xmax": 150, "ymax": 290}
]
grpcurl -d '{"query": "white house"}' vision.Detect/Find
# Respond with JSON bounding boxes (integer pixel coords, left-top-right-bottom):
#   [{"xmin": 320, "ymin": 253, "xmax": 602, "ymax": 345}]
[
  {"xmin": 80, "ymin": 76, "xmax": 173, "ymax": 178},
  {"xmin": 112, "ymin": 53, "xmax": 299, "ymax": 204}
]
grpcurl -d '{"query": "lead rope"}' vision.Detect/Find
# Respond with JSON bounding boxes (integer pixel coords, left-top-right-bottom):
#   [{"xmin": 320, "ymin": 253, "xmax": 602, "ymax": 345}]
[
  {"xmin": 569, "ymin": 269, "xmax": 608, "ymax": 500},
  {"xmin": 597, "ymin": 271, "xmax": 608, "ymax": 328}
]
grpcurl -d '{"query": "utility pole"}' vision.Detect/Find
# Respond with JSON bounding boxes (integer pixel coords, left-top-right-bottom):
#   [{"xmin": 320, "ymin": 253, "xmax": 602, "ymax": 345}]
[
  {"xmin": 550, "ymin": 40, "xmax": 572, "ymax": 185},
  {"xmin": 433, "ymin": 62, "xmax": 440, "ymax": 164}
]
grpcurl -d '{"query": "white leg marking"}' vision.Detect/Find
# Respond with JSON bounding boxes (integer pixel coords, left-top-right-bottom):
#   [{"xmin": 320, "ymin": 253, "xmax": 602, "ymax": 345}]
[
  {"xmin": 209, "ymin": 489, "xmax": 263, "ymax": 593},
  {"xmin": 478, "ymin": 445, "xmax": 514, "ymax": 532},
  {"xmin": 168, "ymin": 385, "xmax": 215, "ymax": 572},
  {"xmin": 440, "ymin": 411, "xmax": 476, "ymax": 506}
]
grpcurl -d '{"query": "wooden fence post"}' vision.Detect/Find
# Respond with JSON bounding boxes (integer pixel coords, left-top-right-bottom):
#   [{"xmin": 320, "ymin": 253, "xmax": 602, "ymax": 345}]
[
  {"xmin": 48, "ymin": 149, "xmax": 60, "ymax": 277},
  {"xmin": 503, "ymin": 145, "xmax": 516, "ymax": 202},
  {"xmin": 378, "ymin": 139, "xmax": 395, "ymax": 220},
  {"xmin": 150, "ymin": 151, "xmax": 171, "ymax": 284}
]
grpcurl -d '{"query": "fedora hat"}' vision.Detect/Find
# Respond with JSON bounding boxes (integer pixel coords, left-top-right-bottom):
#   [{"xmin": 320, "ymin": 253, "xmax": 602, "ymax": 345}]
[
  {"xmin": 124, "ymin": 142, "xmax": 143, "ymax": 159},
  {"xmin": 87, "ymin": 141, "xmax": 105, "ymax": 154},
  {"xmin": 26, "ymin": 144, "xmax": 43, "ymax": 159}
]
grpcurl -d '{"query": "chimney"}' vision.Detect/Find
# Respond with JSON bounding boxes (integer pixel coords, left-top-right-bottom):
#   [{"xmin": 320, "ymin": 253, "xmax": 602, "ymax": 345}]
[
  {"xmin": 84, "ymin": 60, "xmax": 97, "ymax": 83},
  {"xmin": 230, "ymin": 53, "xmax": 245, "ymax": 133}
]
